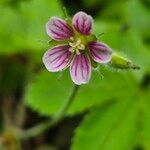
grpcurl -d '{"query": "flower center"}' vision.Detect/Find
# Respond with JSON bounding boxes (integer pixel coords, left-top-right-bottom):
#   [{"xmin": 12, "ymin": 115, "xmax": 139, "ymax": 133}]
[{"xmin": 69, "ymin": 37, "xmax": 85, "ymax": 55}]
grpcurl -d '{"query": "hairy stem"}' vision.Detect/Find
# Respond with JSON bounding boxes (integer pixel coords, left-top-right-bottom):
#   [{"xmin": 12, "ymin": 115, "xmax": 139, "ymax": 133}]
[
  {"xmin": 19, "ymin": 84, "xmax": 80, "ymax": 139},
  {"xmin": 58, "ymin": 0, "xmax": 68, "ymax": 19}
]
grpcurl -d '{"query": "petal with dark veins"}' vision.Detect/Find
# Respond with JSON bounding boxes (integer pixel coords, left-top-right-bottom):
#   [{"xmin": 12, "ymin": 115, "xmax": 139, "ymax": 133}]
[
  {"xmin": 46, "ymin": 17, "xmax": 73, "ymax": 40},
  {"xmin": 70, "ymin": 54, "xmax": 91, "ymax": 85},
  {"xmin": 73, "ymin": 11, "xmax": 93, "ymax": 35},
  {"xmin": 89, "ymin": 41, "xmax": 112, "ymax": 63},
  {"xmin": 43, "ymin": 45, "xmax": 72, "ymax": 72}
]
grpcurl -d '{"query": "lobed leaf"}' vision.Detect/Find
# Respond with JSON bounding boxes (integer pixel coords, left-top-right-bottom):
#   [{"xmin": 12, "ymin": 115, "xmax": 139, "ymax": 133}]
[
  {"xmin": 25, "ymin": 68, "xmax": 137, "ymax": 116},
  {"xmin": 71, "ymin": 98, "xmax": 138, "ymax": 150}
]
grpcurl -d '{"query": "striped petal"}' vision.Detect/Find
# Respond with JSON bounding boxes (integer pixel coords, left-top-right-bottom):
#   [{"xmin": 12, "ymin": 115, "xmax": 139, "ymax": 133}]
[
  {"xmin": 73, "ymin": 11, "xmax": 93, "ymax": 35},
  {"xmin": 43, "ymin": 45, "xmax": 72, "ymax": 72},
  {"xmin": 70, "ymin": 54, "xmax": 91, "ymax": 85},
  {"xmin": 89, "ymin": 41, "xmax": 112, "ymax": 63},
  {"xmin": 46, "ymin": 17, "xmax": 73, "ymax": 40}
]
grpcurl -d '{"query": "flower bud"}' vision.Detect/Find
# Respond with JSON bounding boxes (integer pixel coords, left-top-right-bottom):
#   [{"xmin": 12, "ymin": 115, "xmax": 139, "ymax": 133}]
[{"xmin": 109, "ymin": 54, "xmax": 140, "ymax": 70}]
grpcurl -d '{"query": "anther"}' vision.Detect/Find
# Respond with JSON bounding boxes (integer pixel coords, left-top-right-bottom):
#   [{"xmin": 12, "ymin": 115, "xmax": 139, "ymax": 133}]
[
  {"xmin": 69, "ymin": 38, "xmax": 85, "ymax": 54},
  {"xmin": 77, "ymin": 44, "xmax": 85, "ymax": 50},
  {"xmin": 70, "ymin": 37, "xmax": 74, "ymax": 41}
]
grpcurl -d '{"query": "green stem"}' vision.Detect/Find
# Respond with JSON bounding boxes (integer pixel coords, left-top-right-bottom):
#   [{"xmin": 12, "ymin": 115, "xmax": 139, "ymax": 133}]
[
  {"xmin": 18, "ymin": 84, "xmax": 80, "ymax": 139},
  {"xmin": 58, "ymin": 0, "xmax": 68, "ymax": 19}
]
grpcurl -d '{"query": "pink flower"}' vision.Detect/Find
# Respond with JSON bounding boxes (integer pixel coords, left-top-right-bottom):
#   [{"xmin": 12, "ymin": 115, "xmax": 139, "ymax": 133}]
[{"xmin": 43, "ymin": 11, "xmax": 112, "ymax": 85}]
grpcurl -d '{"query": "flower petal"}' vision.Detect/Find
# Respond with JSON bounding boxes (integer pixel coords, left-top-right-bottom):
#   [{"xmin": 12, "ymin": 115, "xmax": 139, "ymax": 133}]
[
  {"xmin": 43, "ymin": 45, "xmax": 72, "ymax": 72},
  {"xmin": 46, "ymin": 17, "xmax": 73, "ymax": 40},
  {"xmin": 70, "ymin": 54, "xmax": 91, "ymax": 85},
  {"xmin": 89, "ymin": 41, "xmax": 112, "ymax": 63},
  {"xmin": 73, "ymin": 11, "xmax": 93, "ymax": 35}
]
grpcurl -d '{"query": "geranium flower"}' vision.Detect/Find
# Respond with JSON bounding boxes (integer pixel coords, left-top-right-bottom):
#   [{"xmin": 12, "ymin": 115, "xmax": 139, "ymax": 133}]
[{"xmin": 43, "ymin": 11, "xmax": 112, "ymax": 85}]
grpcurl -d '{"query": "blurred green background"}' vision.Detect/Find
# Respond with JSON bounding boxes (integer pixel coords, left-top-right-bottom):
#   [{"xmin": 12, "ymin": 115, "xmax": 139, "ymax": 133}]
[{"xmin": 0, "ymin": 0, "xmax": 150, "ymax": 150}]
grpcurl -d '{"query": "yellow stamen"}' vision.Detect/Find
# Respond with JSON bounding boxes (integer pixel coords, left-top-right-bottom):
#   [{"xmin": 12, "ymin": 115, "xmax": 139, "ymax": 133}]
[
  {"xmin": 77, "ymin": 44, "xmax": 85, "ymax": 50},
  {"xmin": 69, "ymin": 38, "xmax": 85, "ymax": 55}
]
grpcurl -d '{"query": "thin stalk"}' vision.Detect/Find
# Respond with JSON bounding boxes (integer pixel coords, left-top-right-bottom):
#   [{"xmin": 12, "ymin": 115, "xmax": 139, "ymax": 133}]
[
  {"xmin": 18, "ymin": 84, "xmax": 80, "ymax": 139},
  {"xmin": 58, "ymin": 0, "xmax": 68, "ymax": 19}
]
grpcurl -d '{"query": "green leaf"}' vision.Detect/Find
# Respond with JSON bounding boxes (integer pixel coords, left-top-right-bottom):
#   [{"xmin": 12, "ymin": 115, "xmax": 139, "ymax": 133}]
[
  {"xmin": 0, "ymin": 6, "xmax": 23, "ymax": 53},
  {"xmin": 25, "ymin": 68, "xmax": 137, "ymax": 116},
  {"xmin": 25, "ymin": 70, "xmax": 72, "ymax": 116},
  {"xmin": 19, "ymin": 0, "xmax": 62, "ymax": 51},
  {"xmin": 68, "ymin": 69, "xmax": 136, "ymax": 115},
  {"xmin": 143, "ymin": 106, "xmax": 150, "ymax": 149},
  {"xmin": 97, "ymin": 0, "xmax": 125, "ymax": 22},
  {"xmin": 0, "ymin": 0, "xmax": 62, "ymax": 54},
  {"xmin": 71, "ymin": 98, "xmax": 138, "ymax": 150},
  {"xmin": 124, "ymin": 0, "xmax": 150, "ymax": 35},
  {"xmin": 139, "ymin": 89, "xmax": 150, "ymax": 150},
  {"xmin": 119, "ymin": 29, "xmax": 150, "ymax": 80}
]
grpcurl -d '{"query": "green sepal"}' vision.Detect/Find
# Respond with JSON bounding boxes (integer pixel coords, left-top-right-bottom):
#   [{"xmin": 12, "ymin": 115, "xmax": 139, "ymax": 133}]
[
  {"xmin": 109, "ymin": 54, "xmax": 140, "ymax": 70},
  {"xmin": 48, "ymin": 39, "xmax": 68, "ymax": 46},
  {"xmin": 86, "ymin": 34, "xmax": 97, "ymax": 42},
  {"xmin": 91, "ymin": 59, "xmax": 98, "ymax": 68}
]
